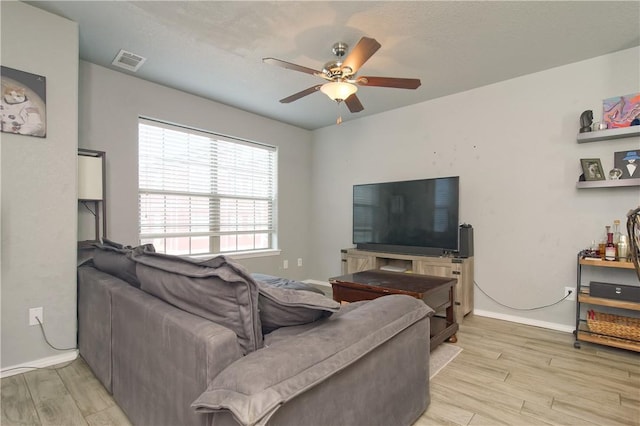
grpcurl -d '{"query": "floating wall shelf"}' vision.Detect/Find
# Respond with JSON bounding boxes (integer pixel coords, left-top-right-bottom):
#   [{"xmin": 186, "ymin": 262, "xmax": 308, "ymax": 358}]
[
  {"xmin": 577, "ymin": 126, "xmax": 640, "ymax": 143},
  {"xmin": 576, "ymin": 178, "xmax": 640, "ymax": 189}
]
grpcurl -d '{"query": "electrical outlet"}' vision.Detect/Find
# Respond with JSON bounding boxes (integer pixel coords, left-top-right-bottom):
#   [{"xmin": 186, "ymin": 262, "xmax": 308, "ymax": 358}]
[
  {"xmin": 29, "ymin": 307, "xmax": 43, "ymax": 326},
  {"xmin": 283, "ymin": 260, "xmax": 289, "ymax": 269},
  {"xmin": 297, "ymin": 258, "xmax": 303, "ymax": 267},
  {"xmin": 564, "ymin": 287, "xmax": 576, "ymax": 302}
]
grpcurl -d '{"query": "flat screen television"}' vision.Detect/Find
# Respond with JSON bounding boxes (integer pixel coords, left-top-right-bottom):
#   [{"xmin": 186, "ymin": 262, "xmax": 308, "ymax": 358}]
[{"xmin": 353, "ymin": 176, "xmax": 459, "ymax": 256}]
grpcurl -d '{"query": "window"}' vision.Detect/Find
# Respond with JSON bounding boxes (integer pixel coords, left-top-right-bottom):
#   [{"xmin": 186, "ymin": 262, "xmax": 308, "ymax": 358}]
[{"xmin": 138, "ymin": 118, "xmax": 277, "ymax": 256}]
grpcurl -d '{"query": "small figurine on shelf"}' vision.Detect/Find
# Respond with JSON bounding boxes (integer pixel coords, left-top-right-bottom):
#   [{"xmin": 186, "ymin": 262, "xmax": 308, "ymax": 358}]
[
  {"xmin": 579, "ymin": 110, "xmax": 593, "ymax": 133},
  {"xmin": 609, "ymin": 168, "xmax": 623, "ymax": 180}
]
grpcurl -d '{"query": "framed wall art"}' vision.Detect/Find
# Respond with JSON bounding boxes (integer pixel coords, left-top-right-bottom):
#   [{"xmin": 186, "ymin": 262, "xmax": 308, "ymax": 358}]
[
  {"xmin": 614, "ymin": 150, "xmax": 640, "ymax": 179},
  {"xmin": 580, "ymin": 158, "xmax": 605, "ymax": 181},
  {"xmin": 1, "ymin": 66, "xmax": 47, "ymax": 138},
  {"xmin": 603, "ymin": 92, "xmax": 640, "ymax": 129}
]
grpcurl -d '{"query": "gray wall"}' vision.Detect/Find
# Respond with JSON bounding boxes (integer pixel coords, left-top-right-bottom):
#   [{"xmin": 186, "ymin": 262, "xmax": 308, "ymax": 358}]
[
  {"xmin": 1, "ymin": 2, "xmax": 78, "ymax": 368},
  {"xmin": 309, "ymin": 47, "xmax": 640, "ymax": 330},
  {"xmin": 2, "ymin": 3, "xmax": 637, "ymax": 370},
  {"xmin": 78, "ymin": 62, "xmax": 313, "ymax": 279}
]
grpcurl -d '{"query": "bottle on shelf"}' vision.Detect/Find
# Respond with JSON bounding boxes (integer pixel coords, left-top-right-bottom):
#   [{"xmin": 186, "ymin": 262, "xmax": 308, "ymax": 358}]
[
  {"xmin": 605, "ymin": 226, "xmax": 616, "ymax": 261},
  {"xmin": 612, "ymin": 220, "xmax": 622, "ymax": 257},
  {"xmin": 618, "ymin": 235, "xmax": 629, "ymax": 262},
  {"xmin": 612, "ymin": 220, "xmax": 621, "ymax": 243},
  {"xmin": 598, "ymin": 227, "xmax": 607, "ymax": 260}
]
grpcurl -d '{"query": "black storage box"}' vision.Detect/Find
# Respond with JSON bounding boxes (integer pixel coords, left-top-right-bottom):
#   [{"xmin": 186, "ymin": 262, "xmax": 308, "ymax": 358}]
[{"xmin": 589, "ymin": 281, "xmax": 640, "ymax": 303}]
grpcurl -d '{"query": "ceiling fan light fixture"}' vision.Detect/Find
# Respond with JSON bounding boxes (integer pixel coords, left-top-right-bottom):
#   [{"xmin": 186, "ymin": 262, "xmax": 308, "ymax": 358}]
[{"xmin": 320, "ymin": 81, "xmax": 357, "ymax": 101}]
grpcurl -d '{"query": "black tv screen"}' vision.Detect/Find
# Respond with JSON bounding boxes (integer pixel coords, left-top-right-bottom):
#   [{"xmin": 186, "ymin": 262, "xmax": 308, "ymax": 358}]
[{"xmin": 353, "ymin": 177, "xmax": 459, "ymax": 255}]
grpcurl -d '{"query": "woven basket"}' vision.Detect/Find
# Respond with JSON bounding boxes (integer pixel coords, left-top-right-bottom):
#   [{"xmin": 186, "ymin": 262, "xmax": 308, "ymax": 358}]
[{"xmin": 587, "ymin": 310, "xmax": 640, "ymax": 341}]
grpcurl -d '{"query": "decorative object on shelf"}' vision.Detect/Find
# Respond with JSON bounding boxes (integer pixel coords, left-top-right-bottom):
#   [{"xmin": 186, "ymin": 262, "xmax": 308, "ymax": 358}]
[
  {"xmin": 605, "ymin": 225, "xmax": 616, "ymax": 261},
  {"xmin": 609, "ymin": 168, "xmax": 623, "ymax": 180},
  {"xmin": 614, "ymin": 150, "xmax": 640, "ymax": 179},
  {"xmin": 579, "ymin": 110, "xmax": 593, "ymax": 133},
  {"xmin": 592, "ymin": 121, "xmax": 608, "ymax": 131},
  {"xmin": 618, "ymin": 235, "xmax": 629, "ymax": 262},
  {"xmin": 0, "ymin": 65, "xmax": 46, "ymax": 138},
  {"xmin": 632, "ymin": 118, "xmax": 640, "ymax": 126},
  {"xmin": 603, "ymin": 92, "xmax": 640, "ymax": 129},
  {"xmin": 580, "ymin": 158, "xmax": 605, "ymax": 181}
]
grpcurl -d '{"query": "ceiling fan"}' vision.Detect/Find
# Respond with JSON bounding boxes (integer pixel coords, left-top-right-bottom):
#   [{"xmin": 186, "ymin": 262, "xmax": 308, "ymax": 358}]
[{"xmin": 263, "ymin": 37, "xmax": 421, "ymax": 118}]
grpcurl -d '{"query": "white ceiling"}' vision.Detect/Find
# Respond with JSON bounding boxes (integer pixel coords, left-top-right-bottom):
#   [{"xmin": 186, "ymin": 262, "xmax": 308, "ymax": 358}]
[{"xmin": 27, "ymin": 1, "xmax": 640, "ymax": 130}]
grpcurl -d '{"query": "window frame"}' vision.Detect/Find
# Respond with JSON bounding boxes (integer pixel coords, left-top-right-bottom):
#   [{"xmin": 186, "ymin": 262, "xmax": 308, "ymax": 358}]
[{"xmin": 137, "ymin": 117, "xmax": 279, "ymax": 258}]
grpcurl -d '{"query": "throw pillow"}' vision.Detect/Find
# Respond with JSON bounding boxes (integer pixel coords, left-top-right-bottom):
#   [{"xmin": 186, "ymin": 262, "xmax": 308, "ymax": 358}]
[
  {"xmin": 92, "ymin": 242, "xmax": 155, "ymax": 288},
  {"xmin": 256, "ymin": 280, "xmax": 340, "ymax": 334},
  {"xmin": 130, "ymin": 252, "xmax": 263, "ymax": 355}
]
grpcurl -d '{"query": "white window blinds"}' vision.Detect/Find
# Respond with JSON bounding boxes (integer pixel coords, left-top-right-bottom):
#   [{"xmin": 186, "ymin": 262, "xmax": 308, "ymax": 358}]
[{"xmin": 138, "ymin": 118, "xmax": 277, "ymax": 256}]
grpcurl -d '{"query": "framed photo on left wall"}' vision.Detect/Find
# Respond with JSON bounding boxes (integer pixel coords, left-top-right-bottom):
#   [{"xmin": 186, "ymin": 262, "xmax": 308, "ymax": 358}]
[
  {"xmin": 580, "ymin": 158, "xmax": 605, "ymax": 181},
  {"xmin": 1, "ymin": 66, "xmax": 47, "ymax": 137}
]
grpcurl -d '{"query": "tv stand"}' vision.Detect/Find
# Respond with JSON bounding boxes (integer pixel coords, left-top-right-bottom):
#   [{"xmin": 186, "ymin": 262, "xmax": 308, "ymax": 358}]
[{"xmin": 341, "ymin": 248, "xmax": 474, "ymax": 322}]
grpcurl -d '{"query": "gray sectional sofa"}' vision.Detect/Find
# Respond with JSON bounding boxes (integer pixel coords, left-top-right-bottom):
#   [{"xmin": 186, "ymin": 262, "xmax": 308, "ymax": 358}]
[{"xmin": 77, "ymin": 243, "xmax": 433, "ymax": 426}]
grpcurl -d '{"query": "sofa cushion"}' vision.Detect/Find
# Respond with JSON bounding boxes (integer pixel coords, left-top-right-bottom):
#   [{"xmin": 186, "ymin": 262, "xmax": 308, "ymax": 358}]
[
  {"xmin": 192, "ymin": 295, "xmax": 432, "ymax": 425},
  {"xmin": 130, "ymin": 252, "xmax": 263, "ymax": 355},
  {"xmin": 256, "ymin": 280, "xmax": 340, "ymax": 334},
  {"xmin": 92, "ymin": 242, "xmax": 155, "ymax": 288}
]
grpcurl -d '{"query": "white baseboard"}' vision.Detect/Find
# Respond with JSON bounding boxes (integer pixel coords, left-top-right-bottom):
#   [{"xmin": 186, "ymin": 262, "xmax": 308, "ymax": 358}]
[
  {"xmin": 1, "ymin": 350, "xmax": 78, "ymax": 378},
  {"xmin": 473, "ymin": 309, "xmax": 574, "ymax": 333}
]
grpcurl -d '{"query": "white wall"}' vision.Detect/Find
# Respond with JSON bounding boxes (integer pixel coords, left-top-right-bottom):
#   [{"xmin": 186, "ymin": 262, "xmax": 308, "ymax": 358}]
[
  {"xmin": 1, "ymin": 2, "xmax": 79, "ymax": 369},
  {"xmin": 78, "ymin": 62, "xmax": 313, "ymax": 279},
  {"xmin": 309, "ymin": 47, "xmax": 640, "ymax": 330}
]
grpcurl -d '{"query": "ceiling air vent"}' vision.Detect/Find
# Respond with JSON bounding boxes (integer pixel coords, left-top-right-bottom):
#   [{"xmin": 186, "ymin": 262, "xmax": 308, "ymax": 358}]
[{"xmin": 111, "ymin": 49, "xmax": 147, "ymax": 72}]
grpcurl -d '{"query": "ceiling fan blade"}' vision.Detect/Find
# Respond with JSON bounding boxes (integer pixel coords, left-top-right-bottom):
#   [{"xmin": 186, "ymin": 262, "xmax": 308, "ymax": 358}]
[
  {"xmin": 279, "ymin": 85, "xmax": 323, "ymax": 103},
  {"xmin": 263, "ymin": 57, "xmax": 320, "ymax": 76},
  {"xmin": 345, "ymin": 93, "xmax": 364, "ymax": 113},
  {"xmin": 341, "ymin": 37, "xmax": 381, "ymax": 73},
  {"xmin": 356, "ymin": 76, "xmax": 421, "ymax": 89}
]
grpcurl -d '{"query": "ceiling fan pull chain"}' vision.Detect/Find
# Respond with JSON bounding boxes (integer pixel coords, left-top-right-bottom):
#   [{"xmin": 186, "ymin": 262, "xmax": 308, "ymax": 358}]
[{"xmin": 336, "ymin": 101, "xmax": 343, "ymax": 125}]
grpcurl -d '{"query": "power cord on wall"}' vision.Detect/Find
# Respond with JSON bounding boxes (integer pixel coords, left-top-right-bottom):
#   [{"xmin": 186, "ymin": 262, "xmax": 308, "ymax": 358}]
[
  {"xmin": 35, "ymin": 317, "xmax": 77, "ymax": 351},
  {"xmin": 1, "ymin": 317, "xmax": 77, "ymax": 376},
  {"xmin": 474, "ymin": 281, "xmax": 572, "ymax": 311}
]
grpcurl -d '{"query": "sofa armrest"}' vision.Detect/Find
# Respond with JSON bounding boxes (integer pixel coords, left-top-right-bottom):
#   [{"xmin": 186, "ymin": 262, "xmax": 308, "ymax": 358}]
[
  {"xmin": 192, "ymin": 294, "xmax": 432, "ymax": 426},
  {"xmin": 111, "ymin": 285, "xmax": 243, "ymax": 426}
]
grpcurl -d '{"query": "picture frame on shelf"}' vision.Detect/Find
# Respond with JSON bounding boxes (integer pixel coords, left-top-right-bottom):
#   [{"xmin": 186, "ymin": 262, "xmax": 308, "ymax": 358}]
[
  {"xmin": 614, "ymin": 150, "xmax": 640, "ymax": 179},
  {"xmin": 580, "ymin": 158, "xmax": 605, "ymax": 181},
  {"xmin": 603, "ymin": 92, "xmax": 640, "ymax": 129}
]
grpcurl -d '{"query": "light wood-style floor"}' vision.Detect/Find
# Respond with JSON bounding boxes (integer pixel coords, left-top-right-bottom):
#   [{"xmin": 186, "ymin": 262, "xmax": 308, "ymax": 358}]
[
  {"xmin": 2, "ymin": 315, "xmax": 638, "ymax": 425},
  {"xmin": 418, "ymin": 315, "xmax": 640, "ymax": 426}
]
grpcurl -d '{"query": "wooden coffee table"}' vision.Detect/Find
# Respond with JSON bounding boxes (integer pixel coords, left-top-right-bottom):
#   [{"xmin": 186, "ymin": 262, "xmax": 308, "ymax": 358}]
[{"xmin": 329, "ymin": 270, "xmax": 458, "ymax": 350}]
